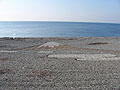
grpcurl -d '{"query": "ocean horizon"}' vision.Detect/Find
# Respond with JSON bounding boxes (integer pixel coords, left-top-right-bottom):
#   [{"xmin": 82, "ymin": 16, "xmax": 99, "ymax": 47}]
[{"xmin": 0, "ymin": 21, "xmax": 120, "ymax": 37}]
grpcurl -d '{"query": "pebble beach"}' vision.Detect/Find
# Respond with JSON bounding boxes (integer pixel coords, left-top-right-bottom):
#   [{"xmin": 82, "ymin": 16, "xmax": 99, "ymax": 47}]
[{"xmin": 0, "ymin": 37, "xmax": 120, "ymax": 90}]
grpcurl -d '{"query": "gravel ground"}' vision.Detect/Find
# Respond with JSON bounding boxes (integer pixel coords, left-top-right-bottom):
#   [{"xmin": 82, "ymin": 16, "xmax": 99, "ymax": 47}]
[{"xmin": 0, "ymin": 37, "xmax": 120, "ymax": 90}]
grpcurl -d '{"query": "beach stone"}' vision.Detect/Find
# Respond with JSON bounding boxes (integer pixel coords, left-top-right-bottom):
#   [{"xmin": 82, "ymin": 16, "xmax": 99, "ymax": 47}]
[
  {"xmin": 39, "ymin": 42, "xmax": 61, "ymax": 48},
  {"xmin": 0, "ymin": 50, "xmax": 17, "ymax": 53},
  {"xmin": 77, "ymin": 57, "xmax": 120, "ymax": 61},
  {"xmin": 38, "ymin": 51, "xmax": 53, "ymax": 54},
  {"xmin": 48, "ymin": 54, "xmax": 116, "ymax": 59}
]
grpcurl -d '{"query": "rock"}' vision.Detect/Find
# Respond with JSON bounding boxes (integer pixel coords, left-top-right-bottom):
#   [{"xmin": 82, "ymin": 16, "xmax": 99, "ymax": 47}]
[{"xmin": 39, "ymin": 42, "xmax": 61, "ymax": 48}]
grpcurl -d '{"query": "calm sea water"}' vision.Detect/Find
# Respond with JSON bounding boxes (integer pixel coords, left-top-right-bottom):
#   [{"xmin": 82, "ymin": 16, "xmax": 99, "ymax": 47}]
[{"xmin": 0, "ymin": 21, "xmax": 120, "ymax": 37}]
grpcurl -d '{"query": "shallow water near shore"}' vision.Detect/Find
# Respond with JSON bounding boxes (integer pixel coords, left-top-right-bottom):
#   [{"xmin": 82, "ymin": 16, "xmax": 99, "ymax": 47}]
[{"xmin": 0, "ymin": 21, "xmax": 120, "ymax": 37}]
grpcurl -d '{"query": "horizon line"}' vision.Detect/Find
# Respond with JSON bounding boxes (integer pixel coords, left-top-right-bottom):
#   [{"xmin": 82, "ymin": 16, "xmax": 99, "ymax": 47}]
[{"xmin": 0, "ymin": 20, "xmax": 120, "ymax": 24}]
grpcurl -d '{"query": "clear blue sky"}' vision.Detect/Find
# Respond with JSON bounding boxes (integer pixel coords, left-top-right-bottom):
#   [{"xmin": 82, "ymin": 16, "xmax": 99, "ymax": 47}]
[{"xmin": 0, "ymin": 0, "xmax": 120, "ymax": 23}]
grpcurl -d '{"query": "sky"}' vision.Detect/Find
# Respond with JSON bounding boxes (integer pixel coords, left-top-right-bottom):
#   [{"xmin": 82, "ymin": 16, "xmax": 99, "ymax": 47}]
[{"xmin": 0, "ymin": 0, "xmax": 120, "ymax": 23}]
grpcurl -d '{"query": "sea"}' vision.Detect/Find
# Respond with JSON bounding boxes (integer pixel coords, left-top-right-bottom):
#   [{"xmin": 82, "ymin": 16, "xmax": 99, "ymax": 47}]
[{"xmin": 0, "ymin": 21, "xmax": 120, "ymax": 37}]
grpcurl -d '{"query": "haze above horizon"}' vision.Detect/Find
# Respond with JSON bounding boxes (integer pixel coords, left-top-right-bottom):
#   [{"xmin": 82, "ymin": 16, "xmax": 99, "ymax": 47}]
[{"xmin": 0, "ymin": 0, "xmax": 120, "ymax": 23}]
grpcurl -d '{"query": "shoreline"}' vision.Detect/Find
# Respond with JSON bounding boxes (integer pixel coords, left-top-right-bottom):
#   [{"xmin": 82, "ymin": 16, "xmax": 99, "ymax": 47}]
[{"xmin": 1, "ymin": 37, "xmax": 120, "ymax": 40}]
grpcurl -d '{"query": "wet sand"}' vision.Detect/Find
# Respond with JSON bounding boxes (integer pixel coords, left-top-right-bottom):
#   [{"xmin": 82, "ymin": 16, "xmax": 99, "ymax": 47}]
[{"xmin": 0, "ymin": 37, "xmax": 120, "ymax": 90}]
